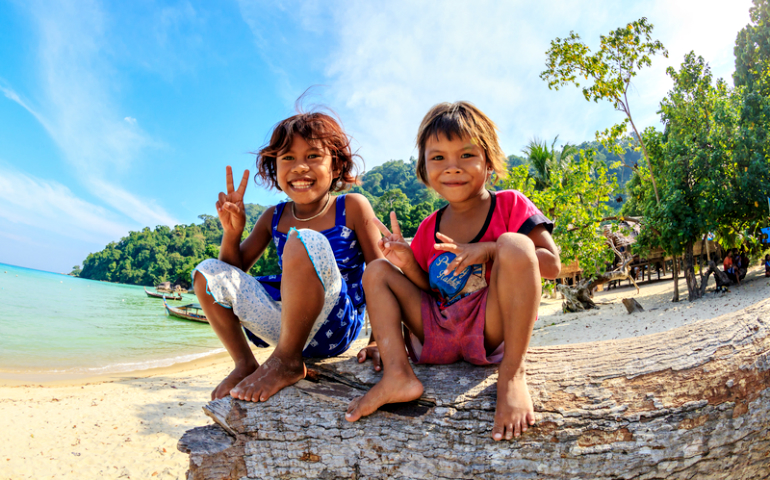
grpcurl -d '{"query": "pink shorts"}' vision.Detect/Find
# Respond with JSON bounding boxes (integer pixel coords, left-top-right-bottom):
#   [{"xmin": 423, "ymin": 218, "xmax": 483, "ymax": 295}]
[{"xmin": 405, "ymin": 288, "xmax": 504, "ymax": 366}]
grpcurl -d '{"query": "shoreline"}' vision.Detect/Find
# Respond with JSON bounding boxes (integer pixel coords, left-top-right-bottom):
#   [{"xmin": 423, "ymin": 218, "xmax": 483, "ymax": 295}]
[
  {"xmin": 0, "ymin": 350, "xmax": 234, "ymax": 388},
  {"xmin": 4, "ymin": 265, "xmax": 767, "ymax": 386}
]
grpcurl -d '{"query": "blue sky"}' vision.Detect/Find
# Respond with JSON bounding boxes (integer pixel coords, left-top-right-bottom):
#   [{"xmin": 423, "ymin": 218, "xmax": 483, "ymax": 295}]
[{"xmin": 0, "ymin": 0, "xmax": 753, "ymax": 273}]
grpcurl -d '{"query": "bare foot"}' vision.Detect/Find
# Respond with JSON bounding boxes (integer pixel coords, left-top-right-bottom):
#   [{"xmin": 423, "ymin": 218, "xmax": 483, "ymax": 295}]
[
  {"xmin": 230, "ymin": 353, "xmax": 306, "ymax": 402},
  {"xmin": 345, "ymin": 368, "xmax": 423, "ymax": 422},
  {"xmin": 212, "ymin": 363, "xmax": 258, "ymax": 400},
  {"xmin": 492, "ymin": 374, "xmax": 535, "ymax": 441}
]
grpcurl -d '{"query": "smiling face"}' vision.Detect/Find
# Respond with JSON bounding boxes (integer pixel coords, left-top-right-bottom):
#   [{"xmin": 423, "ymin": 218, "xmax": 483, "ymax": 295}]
[
  {"xmin": 424, "ymin": 133, "xmax": 490, "ymax": 204},
  {"xmin": 276, "ymin": 134, "xmax": 338, "ymax": 204}
]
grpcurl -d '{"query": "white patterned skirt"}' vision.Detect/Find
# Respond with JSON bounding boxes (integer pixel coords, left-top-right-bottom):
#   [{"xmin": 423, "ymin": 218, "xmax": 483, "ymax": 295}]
[{"xmin": 193, "ymin": 228, "xmax": 343, "ymax": 352}]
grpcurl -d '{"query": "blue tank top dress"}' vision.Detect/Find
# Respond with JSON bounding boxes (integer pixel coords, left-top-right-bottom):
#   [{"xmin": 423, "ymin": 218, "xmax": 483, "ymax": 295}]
[{"xmin": 245, "ymin": 194, "xmax": 367, "ymax": 358}]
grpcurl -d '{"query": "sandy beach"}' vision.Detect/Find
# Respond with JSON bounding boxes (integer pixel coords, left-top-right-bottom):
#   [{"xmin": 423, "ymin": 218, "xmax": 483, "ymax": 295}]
[
  {"xmin": 1, "ymin": 265, "xmax": 768, "ymax": 479},
  {"xmin": 533, "ymin": 265, "xmax": 770, "ymax": 346},
  {"xmin": 0, "ymin": 349, "xmax": 272, "ymax": 480}
]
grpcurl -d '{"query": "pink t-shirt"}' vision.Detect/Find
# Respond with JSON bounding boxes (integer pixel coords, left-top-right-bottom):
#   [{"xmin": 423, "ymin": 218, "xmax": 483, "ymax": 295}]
[{"xmin": 411, "ymin": 190, "xmax": 552, "ymax": 309}]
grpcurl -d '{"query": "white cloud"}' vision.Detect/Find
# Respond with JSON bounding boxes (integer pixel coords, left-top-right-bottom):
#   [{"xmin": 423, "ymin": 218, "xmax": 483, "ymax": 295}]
[
  {"xmin": 88, "ymin": 177, "xmax": 178, "ymax": 227},
  {"xmin": 241, "ymin": 0, "xmax": 754, "ymax": 165},
  {"xmin": 631, "ymin": 0, "xmax": 753, "ymax": 128},
  {"xmin": 0, "ymin": 166, "xmax": 133, "ymax": 244},
  {"xmin": 1, "ymin": 0, "xmax": 180, "ymax": 234}
]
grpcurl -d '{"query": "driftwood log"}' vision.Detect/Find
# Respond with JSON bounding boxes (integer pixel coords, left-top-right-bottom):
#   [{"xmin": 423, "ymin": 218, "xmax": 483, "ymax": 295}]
[
  {"xmin": 179, "ymin": 299, "xmax": 770, "ymax": 479},
  {"xmin": 557, "ymin": 228, "xmax": 640, "ymax": 313},
  {"xmin": 621, "ymin": 298, "xmax": 645, "ymax": 314}
]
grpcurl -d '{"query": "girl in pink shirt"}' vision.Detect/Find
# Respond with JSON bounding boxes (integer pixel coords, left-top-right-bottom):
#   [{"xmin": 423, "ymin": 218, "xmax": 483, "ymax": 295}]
[{"xmin": 345, "ymin": 101, "xmax": 561, "ymax": 441}]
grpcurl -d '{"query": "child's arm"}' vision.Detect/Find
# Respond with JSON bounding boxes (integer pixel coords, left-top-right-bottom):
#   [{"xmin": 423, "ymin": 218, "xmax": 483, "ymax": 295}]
[
  {"xmin": 237, "ymin": 207, "xmax": 275, "ymax": 272},
  {"xmin": 527, "ymin": 225, "xmax": 561, "ymax": 280},
  {"xmin": 215, "ymin": 166, "xmax": 272, "ymax": 271},
  {"xmin": 435, "ymin": 225, "xmax": 560, "ymax": 280},
  {"xmin": 374, "ymin": 212, "xmax": 431, "ymax": 291},
  {"xmin": 344, "ymin": 193, "xmax": 385, "ymax": 265}
]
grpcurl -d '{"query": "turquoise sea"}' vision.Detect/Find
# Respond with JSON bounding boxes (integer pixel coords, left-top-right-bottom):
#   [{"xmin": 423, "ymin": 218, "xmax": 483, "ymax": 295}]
[{"xmin": 0, "ymin": 263, "xmax": 223, "ymax": 377}]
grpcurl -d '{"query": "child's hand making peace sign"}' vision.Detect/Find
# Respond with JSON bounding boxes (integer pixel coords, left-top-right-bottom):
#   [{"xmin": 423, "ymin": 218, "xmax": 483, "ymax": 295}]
[
  {"xmin": 434, "ymin": 232, "xmax": 495, "ymax": 276},
  {"xmin": 216, "ymin": 166, "xmax": 250, "ymax": 235},
  {"xmin": 373, "ymin": 212, "xmax": 415, "ymax": 271}
]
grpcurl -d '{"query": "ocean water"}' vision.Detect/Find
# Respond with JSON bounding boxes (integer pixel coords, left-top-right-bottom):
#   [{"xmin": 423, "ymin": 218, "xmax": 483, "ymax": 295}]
[{"xmin": 0, "ymin": 263, "xmax": 224, "ymax": 376}]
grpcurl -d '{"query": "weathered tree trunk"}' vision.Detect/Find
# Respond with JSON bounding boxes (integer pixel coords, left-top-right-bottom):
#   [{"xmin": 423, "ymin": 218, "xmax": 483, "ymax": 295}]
[
  {"xmin": 557, "ymin": 261, "xmax": 639, "ymax": 313},
  {"xmin": 556, "ymin": 281, "xmax": 596, "ymax": 312},
  {"xmin": 699, "ymin": 260, "xmax": 732, "ymax": 296},
  {"xmin": 711, "ymin": 259, "xmax": 731, "ymax": 286},
  {"xmin": 684, "ymin": 242, "xmax": 702, "ymax": 302},
  {"xmin": 672, "ymin": 256, "xmax": 680, "ymax": 302},
  {"xmin": 180, "ymin": 300, "xmax": 770, "ymax": 480}
]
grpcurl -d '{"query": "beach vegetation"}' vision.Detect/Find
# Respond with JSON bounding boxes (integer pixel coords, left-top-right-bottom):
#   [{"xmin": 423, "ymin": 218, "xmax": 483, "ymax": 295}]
[
  {"xmin": 624, "ymin": 5, "xmax": 770, "ymax": 301},
  {"xmin": 540, "ymin": 17, "xmax": 669, "ymax": 204},
  {"xmin": 77, "ymin": 139, "xmax": 640, "ymax": 289}
]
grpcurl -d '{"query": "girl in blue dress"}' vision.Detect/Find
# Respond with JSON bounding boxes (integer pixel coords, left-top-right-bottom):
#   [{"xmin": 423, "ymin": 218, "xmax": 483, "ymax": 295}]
[{"xmin": 192, "ymin": 112, "xmax": 382, "ymax": 402}]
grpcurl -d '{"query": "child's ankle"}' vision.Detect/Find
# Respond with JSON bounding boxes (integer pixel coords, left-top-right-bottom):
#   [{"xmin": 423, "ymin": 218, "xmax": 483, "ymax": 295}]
[{"xmin": 235, "ymin": 359, "xmax": 258, "ymax": 370}]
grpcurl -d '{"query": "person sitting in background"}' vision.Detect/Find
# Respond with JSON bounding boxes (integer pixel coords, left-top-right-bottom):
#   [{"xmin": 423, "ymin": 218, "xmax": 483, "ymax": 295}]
[
  {"xmin": 724, "ymin": 250, "xmax": 740, "ymax": 286},
  {"xmin": 764, "ymin": 254, "xmax": 770, "ymax": 277},
  {"xmin": 739, "ymin": 250, "xmax": 749, "ymax": 280}
]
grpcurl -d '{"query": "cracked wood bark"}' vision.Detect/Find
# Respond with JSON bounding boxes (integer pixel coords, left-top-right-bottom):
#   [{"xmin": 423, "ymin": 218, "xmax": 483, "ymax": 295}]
[{"xmin": 179, "ymin": 299, "xmax": 770, "ymax": 480}]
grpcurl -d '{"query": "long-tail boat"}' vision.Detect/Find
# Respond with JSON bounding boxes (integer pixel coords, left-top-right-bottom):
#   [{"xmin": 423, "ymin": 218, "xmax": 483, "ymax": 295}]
[
  {"xmin": 144, "ymin": 287, "xmax": 183, "ymax": 301},
  {"xmin": 163, "ymin": 299, "xmax": 208, "ymax": 323}
]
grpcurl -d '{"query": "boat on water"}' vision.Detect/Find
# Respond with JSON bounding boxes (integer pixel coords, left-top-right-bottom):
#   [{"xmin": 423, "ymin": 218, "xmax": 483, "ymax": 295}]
[
  {"xmin": 163, "ymin": 299, "xmax": 208, "ymax": 323},
  {"xmin": 144, "ymin": 287, "xmax": 183, "ymax": 301}
]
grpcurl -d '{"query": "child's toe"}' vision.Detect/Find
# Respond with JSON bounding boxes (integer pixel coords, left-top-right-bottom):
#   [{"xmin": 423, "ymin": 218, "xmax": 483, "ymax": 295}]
[
  {"xmin": 491, "ymin": 422, "xmax": 504, "ymax": 441},
  {"xmin": 345, "ymin": 398, "xmax": 362, "ymax": 422}
]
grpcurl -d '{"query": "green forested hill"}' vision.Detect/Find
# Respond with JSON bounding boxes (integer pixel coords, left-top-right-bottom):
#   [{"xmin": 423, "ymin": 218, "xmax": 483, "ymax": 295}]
[
  {"xmin": 77, "ymin": 143, "xmax": 636, "ymax": 287},
  {"xmin": 79, "ymin": 204, "xmax": 280, "ymax": 287}
]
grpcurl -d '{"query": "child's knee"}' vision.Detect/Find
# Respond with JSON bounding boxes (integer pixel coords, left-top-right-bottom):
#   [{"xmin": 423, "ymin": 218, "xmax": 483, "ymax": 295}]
[
  {"xmin": 362, "ymin": 259, "xmax": 397, "ymax": 290},
  {"xmin": 282, "ymin": 231, "xmax": 313, "ymax": 271},
  {"xmin": 193, "ymin": 270, "xmax": 208, "ymax": 296},
  {"xmin": 495, "ymin": 233, "xmax": 537, "ymax": 269}
]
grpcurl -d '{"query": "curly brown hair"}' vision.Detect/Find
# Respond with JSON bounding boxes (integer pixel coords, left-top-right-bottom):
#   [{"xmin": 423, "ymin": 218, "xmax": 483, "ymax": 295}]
[
  {"xmin": 415, "ymin": 101, "xmax": 507, "ymax": 185},
  {"xmin": 255, "ymin": 112, "xmax": 360, "ymax": 192}
]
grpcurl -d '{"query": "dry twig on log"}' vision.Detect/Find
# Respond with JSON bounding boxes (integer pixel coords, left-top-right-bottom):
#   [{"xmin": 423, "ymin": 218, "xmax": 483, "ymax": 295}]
[{"xmin": 180, "ymin": 299, "xmax": 770, "ymax": 479}]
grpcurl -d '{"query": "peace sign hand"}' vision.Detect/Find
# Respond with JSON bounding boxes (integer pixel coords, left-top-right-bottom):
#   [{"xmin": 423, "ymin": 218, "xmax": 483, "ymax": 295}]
[
  {"xmin": 434, "ymin": 232, "xmax": 494, "ymax": 276},
  {"xmin": 216, "ymin": 166, "xmax": 250, "ymax": 235},
  {"xmin": 373, "ymin": 211, "xmax": 415, "ymax": 270}
]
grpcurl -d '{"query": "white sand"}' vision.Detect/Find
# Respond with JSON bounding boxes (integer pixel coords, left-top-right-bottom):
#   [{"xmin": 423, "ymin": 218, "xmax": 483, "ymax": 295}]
[
  {"xmin": 1, "ymin": 265, "xmax": 767, "ymax": 479},
  {"xmin": 0, "ymin": 349, "xmax": 274, "ymax": 480},
  {"xmin": 532, "ymin": 265, "xmax": 770, "ymax": 346}
]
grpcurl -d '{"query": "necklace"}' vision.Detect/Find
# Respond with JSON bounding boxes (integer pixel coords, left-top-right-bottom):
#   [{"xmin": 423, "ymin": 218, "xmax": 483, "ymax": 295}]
[{"xmin": 292, "ymin": 194, "xmax": 332, "ymax": 222}]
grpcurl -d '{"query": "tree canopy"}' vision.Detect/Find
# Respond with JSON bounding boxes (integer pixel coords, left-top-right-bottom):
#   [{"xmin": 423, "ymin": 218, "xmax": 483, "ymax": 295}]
[
  {"xmin": 77, "ymin": 136, "xmax": 641, "ymax": 288},
  {"xmin": 540, "ymin": 17, "xmax": 668, "ymax": 203}
]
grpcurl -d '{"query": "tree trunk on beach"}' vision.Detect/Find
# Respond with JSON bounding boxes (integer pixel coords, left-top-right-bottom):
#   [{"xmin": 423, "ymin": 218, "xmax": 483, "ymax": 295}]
[
  {"xmin": 683, "ymin": 242, "xmax": 702, "ymax": 302},
  {"xmin": 672, "ymin": 256, "xmax": 681, "ymax": 302},
  {"xmin": 700, "ymin": 260, "xmax": 732, "ymax": 295},
  {"xmin": 180, "ymin": 300, "xmax": 770, "ymax": 480},
  {"xmin": 556, "ymin": 268, "xmax": 640, "ymax": 313}
]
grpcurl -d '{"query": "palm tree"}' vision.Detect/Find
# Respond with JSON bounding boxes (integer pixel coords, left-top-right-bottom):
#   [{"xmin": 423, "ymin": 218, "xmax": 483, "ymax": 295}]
[{"xmin": 522, "ymin": 135, "xmax": 578, "ymax": 190}]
